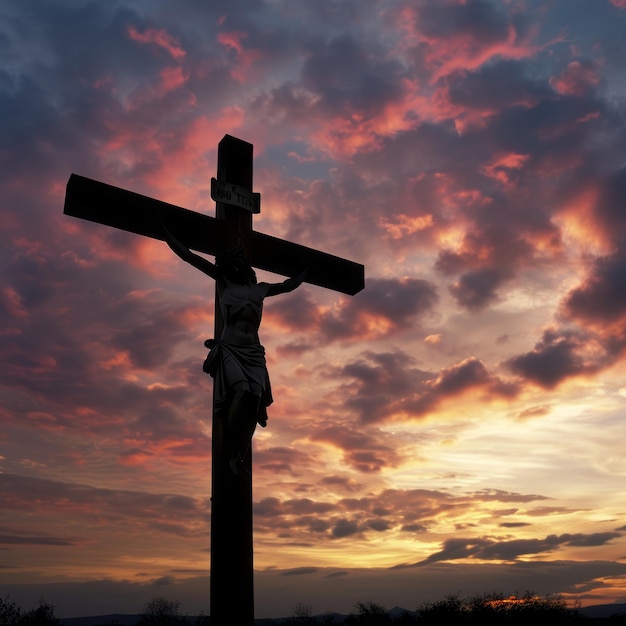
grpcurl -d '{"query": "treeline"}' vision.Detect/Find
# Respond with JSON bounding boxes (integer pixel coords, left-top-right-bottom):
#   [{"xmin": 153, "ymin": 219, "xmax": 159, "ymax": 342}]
[
  {"xmin": 3, "ymin": 592, "xmax": 626, "ymax": 625},
  {"xmin": 279, "ymin": 594, "xmax": 626, "ymax": 626},
  {"xmin": 0, "ymin": 597, "xmax": 61, "ymax": 625}
]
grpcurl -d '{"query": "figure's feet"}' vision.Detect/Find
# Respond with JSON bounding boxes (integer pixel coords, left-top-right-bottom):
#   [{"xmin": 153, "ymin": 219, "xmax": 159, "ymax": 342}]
[
  {"xmin": 229, "ymin": 457, "xmax": 250, "ymax": 477},
  {"xmin": 257, "ymin": 417, "xmax": 267, "ymax": 428}
]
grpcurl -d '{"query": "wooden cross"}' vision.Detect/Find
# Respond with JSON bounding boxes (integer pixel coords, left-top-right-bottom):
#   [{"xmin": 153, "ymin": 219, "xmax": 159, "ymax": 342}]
[{"xmin": 63, "ymin": 134, "xmax": 364, "ymax": 626}]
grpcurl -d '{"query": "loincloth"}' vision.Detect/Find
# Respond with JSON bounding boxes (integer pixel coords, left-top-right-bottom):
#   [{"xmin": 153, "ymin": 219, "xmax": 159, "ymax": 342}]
[{"xmin": 203, "ymin": 339, "xmax": 273, "ymax": 417}]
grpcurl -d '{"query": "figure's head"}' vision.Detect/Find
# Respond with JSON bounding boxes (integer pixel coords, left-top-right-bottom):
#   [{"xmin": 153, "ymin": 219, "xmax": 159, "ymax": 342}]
[{"xmin": 216, "ymin": 247, "xmax": 257, "ymax": 284}]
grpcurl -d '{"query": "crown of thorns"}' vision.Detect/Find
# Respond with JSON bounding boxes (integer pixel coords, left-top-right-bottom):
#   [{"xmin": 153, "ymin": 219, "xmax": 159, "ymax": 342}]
[{"xmin": 215, "ymin": 247, "xmax": 248, "ymax": 267}]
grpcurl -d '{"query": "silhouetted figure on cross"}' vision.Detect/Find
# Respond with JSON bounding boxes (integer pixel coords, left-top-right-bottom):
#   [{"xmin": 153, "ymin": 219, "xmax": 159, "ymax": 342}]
[{"xmin": 162, "ymin": 224, "xmax": 306, "ymax": 474}]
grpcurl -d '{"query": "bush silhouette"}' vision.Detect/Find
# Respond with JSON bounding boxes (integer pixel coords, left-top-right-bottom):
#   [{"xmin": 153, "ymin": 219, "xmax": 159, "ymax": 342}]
[
  {"xmin": 0, "ymin": 596, "xmax": 22, "ymax": 626},
  {"xmin": 1, "ymin": 598, "xmax": 62, "ymax": 626},
  {"xmin": 346, "ymin": 601, "xmax": 392, "ymax": 626},
  {"xmin": 416, "ymin": 592, "xmax": 585, "ymax": 625},
  {"xmin": 137, "ymin": 596, "xmax": 182, "ymax": 626}
]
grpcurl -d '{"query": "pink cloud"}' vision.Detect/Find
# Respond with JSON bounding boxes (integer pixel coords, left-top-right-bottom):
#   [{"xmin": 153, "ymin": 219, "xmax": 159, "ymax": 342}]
[
  {"xmin": 159, "ymin": 66, "xmax": 190, "ymax": 93},
  {"xmin": 127, "ymin": 25, "xmax": 186, "ymax": 59},
  {"xmin": 481, "ymin": 152, "xmax": 530, "ymax": 186},
  {"xmin": 425, "ymin": 24, "xmax": 539, "ymax": 83},
  {"xmin": 610, "ymin": 0, "xmax": 626, "ymax": 8},
  {"xmin": 217, "ymin": 31, "xmax": 261, "ymax": 82},
  {"xmin": 96, "ymin": 107, "xmax": 244, "ymax": 213},
  {"xmin": 550, "ymin": 60, "xmax": 602, "ymax": 96},
  {"xmin": 390, "ymin": 3, "xmax": 545, "ymax": 84}
]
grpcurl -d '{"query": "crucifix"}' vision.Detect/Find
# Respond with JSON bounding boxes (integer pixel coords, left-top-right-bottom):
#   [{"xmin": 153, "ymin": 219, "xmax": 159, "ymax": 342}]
[{"xmin": 63, "ymin": 135, "xmax": 364, "ymax": 626}]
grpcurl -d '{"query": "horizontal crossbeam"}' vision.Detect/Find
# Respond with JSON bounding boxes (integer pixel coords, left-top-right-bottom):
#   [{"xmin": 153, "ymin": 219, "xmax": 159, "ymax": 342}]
[{"xmin": 64, "ymin": 174, "xmax": 364, "ymax": 295}]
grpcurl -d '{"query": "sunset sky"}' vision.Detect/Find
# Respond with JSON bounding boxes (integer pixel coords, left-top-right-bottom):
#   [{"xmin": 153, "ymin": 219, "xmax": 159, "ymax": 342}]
[{"xmin": 2, "ymin": 0, "xmax": 626, "ymax": 620}]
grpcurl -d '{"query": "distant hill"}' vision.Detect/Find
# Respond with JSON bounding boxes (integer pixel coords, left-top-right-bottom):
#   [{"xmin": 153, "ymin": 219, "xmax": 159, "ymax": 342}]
[
  {"xmin": 59, "ymin": 602, "xmax": 626, "ymax": 625},
  {"xmin": 61, "ymin": 615, "xmax": 141, "ymax": 626},
  {"xmin": 580, "ymin": 603, "xmax": 626, "ymax": 619}
]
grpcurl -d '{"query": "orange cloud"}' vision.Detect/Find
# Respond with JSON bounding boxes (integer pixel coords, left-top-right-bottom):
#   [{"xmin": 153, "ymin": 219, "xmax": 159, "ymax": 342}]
[
  {"xmin": 127, "ymin": 25, "xmax": 186, "ymax": 59},
  {"xmin": 481, "ymin": 152, "xmax": 529, "ymax": 186},
  {"xmin": 118, "ymin": 448, "xmax": 153, "ymax": 467},
  {"xmin": 555, "ymin": 183, "xmax": 610, "ymax": 254},
  {"xmin": 380, "ymin": 213, "xmax": 434, "ymax": 239}
]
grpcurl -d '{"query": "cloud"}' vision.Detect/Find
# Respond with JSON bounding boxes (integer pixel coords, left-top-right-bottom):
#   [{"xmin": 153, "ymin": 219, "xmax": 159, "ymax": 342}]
[
  {"xmin": 0, "ymin": 473, "xmax": 207, "ymax": 537},
  {"xmin": 309, "ymin": 424, "xmax": 404, "ymax": 473},
  {"xmin": 506, "ymin": 241, "xmax": 626, "ymax": 389},
  {"xmin": 408, "ymin": 532, "xmax": 623, "ymax": 567},
  {"xmin": 280, "ymin": 567, "xmax": 320, "ymax": 576},
  {"xmin": 562, "ymin": 247, "xmax": 626, "ymax": 331},
  {"xmin": 506, "ymin": 327, "xmax": 604, "ymax": 389},
  {"xmin": 550, "ymin": 60, "xmax": 602, "ymax": 97},
  {"xmin": 267, "ymin": 277, "xmax": 438, "ymax": 342},
  {"xmin": 253, "ymin": 486, "xmax": 555, "ymax": 551},
  {"xmin": 301, "ymin": 33, "xmax": 405, "ymax": 118},
  {"xmin": 337, "ymin": 351, "xmax": 516, "ymax": 422},
  {"xmin": 0, "ymin": 532, "xmax": 80, "ymax": 547},
  {"xmin": 127, "ymin": 25, "xmax": 187, "ymax": 59},
  {"xmin": 409, "ymin": 0, "xmax": 540, "ymax": 83},
  {"xmin": 448, "ymin": 267, "xmax": 513, "ymax": 310}
]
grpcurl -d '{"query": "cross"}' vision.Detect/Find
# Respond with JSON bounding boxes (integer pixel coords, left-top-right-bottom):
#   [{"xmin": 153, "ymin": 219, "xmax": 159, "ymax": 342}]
[{"xmin": 63, "ymin": 134, "xmax": 364, "ymax": 626}]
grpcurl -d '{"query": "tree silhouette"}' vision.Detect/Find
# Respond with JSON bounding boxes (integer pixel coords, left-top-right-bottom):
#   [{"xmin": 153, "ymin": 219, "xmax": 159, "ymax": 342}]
[
  {"xmin": 346, "ymin": 601, "xmax": 392, "ymax": 626},
  {"xmin": 416, "ymin": 592, "xmax": 585, "ymax": 625},
  {"xmin": 137, "ymin": 596, "xmax": 182, "ymax": 626},
  {"xmin": 18, "ymin": 599, "xmax": 61, "ymax": 626},
  {"xmin": 0, "ymin": 596, "xmax": 21, "ymax": 626}
]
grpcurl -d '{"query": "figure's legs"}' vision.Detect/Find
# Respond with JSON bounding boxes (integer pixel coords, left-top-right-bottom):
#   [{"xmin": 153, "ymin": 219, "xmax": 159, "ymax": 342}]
[
  {"xmin": 227, "ymin": 381, "xmax": 261, "ymax": 476},
  {"xmin": 220, "ymin": 351, "xmax": 266, "ymax": 475}
]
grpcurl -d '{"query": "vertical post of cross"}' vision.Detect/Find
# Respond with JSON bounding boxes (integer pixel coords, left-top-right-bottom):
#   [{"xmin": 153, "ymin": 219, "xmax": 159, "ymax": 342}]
[{"xmin": 210, "ymin": 135, "xmax": 255, "ymax": 626}]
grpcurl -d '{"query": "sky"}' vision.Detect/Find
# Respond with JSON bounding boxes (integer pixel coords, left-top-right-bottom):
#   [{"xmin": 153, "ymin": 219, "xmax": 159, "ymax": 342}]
[{"xmin": 1, "ymin": 0, "xmax": 626, "ymax": 620}]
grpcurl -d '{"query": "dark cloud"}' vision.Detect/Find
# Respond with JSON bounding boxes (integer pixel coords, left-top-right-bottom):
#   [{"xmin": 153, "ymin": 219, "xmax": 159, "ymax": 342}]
[
  {"xmin": 320, "ymin": 475, "xmax": 362, "ymax": 493},
  {"xmin": 448, "ymin": 267, "xmax": 511, "ymax": 309},
  {"xmin": 331, "ymin": 519, "xmax": 360, "ymax": 539},
  {"xmin": 338, "ymin": 351, "xmax": 516, "ymax": 422},
  {"xmin": 280, "ymin": 567, "xmax": 320, "ymax": 577},
  {"xmin": 0, "ymin": 473, "xmax": 206, "ymax": 533},
  {"xmin": 253, "ymin": 487, "xmax": 554, "ymax": 547},
  {"xmin": 336, "ymin": 350, "xmax": 431, "ymax": 423},
  {"xmin": 0, "ymin": 532, "xmax": 80, "ymax": 547},
  {"xmin": 301, "ymin": 33, "xmax": 405, "ymax": 116},
  {"xmin": 446, "ymin": 60, "xmax": 552, "ymax": 112},
  {"xmin": 416, "ymin": 0, "xmax": 511, "ymax": 46},
  {"xmin": 506, "ymin": 327, "xmax": 604, "ymax": 389},
  {"xmin": 255, "ymin": 446, "xmax": 307, "ymax": 476},
  {"xmin": 268, "ymin": 277, "xmax": 438, "ymax": 342},
  {"xmin": 407, "ymin": 531, "xmax": 623, "ymax": 566},
  {"xmin": 507, "ymin": 243, "xmax": 626, "ymax": 389},
  {"xmin": 310, "ymin": 423, "xmax": 403, "ymax": 472},
  {"xmin": 562, "ymin": 246, "xmax": 626, "ymax": 328}
]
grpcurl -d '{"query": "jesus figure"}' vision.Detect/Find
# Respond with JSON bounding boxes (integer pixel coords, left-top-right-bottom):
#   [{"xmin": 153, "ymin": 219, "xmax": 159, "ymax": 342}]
[{"xmin": 162, "ymin": 222, "xmax": 306, "ymax": 475}]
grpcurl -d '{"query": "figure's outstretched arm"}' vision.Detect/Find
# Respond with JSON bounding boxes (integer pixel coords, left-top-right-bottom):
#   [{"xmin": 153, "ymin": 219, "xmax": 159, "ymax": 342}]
[
  {"xmin": 160, "ymin": 215, "xmax": 218, "ymax": 279},
  {"xmin": 265, "ymin": 268, "xmax": 308, "ymax": 297}
]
